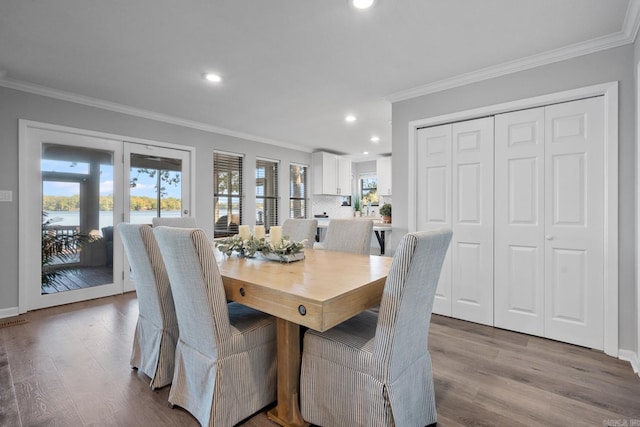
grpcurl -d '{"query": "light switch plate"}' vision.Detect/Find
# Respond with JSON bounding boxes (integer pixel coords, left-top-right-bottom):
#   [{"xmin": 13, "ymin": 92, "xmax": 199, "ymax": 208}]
[{"xmin": 0, "ymin": 190, "xmax": 13, "ymax": 202}]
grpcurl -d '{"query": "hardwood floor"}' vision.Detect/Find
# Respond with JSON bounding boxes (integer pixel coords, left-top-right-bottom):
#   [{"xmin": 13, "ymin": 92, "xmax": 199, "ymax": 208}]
[{"xmin": 1, "ymin": 292, "xmax": 639, "ymax": 426}]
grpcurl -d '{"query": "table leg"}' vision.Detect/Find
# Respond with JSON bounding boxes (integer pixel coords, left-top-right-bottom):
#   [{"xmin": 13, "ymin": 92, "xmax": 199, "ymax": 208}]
[
  {"xmin": 267, "ymin": 318, "xmax": 309, "ymax": 427},
  {"xmin": 374, "ymin": 230, "xmax": 385, "ymax": 255}
]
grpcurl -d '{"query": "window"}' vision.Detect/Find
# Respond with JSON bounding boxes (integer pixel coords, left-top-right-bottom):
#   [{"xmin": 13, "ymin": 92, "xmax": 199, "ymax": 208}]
[
  {"xmin": 256, "ymin": 158, "xmax": 278, "ymax": 231},
  {"xmin": 360, "ymin": 174, "xmax": 379, "ymax": 206},
  {"xmin": 214, "ymin": 152, "xmax": 243, "ymax": 238},
  {"xmin": 289, "ymin": 164, "xmax": 308, "ymax": 219}
]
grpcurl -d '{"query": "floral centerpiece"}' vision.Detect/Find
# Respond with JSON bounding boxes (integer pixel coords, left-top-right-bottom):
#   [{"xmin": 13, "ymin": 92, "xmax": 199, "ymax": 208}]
[
  {"xmin": 260, "ymin": 236, "xmax": 306, "ymax": 262},
  {"xmin": 214, "ymin": 232, "xmax": 305, "ymax": 262},
  {"xmin": 215, "ymin": 235, "xmax": 262, "ymax": 258}
]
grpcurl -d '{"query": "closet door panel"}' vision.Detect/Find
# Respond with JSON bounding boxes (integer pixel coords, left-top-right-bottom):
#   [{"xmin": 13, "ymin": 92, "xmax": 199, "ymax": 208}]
[
  {"xmin": 417, "ymin": 125, "xmax": 452, "ymax": 316},
  {"xmin": 494, "ymin": 108, "xmax": 545, "ymax": 335},
  {"xmin": 544, "ymin": 97, "xmax": 604, "ymax": 350},
  {"xmin": 451, "ymin": 117, "xmax": 494, "ymax": 326}
]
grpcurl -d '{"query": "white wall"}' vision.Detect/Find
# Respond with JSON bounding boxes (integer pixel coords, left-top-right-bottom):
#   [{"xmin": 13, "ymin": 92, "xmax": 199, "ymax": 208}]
[
  {"xmin": 391, "ymin": 45, "xmax": 637, "ymax": 353},
  {"xmin": 0, "ymin": 86, "xmax": 311, "ymax": 311}
]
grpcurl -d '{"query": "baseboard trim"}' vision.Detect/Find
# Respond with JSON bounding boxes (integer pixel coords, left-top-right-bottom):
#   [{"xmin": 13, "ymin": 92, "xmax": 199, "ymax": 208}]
[
  {"xmin": 0, "ymin": 307, "xmax": 19, "ymax": 319},
  {"xmin": 618, "ymin": 349, "xmax": 640, "ymax": 376}
]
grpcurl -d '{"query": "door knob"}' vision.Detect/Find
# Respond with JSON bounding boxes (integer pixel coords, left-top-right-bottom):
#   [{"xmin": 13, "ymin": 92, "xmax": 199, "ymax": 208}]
[{"xmin": 545, "ymin": 235, "xmax": 554, "ymax": 240}]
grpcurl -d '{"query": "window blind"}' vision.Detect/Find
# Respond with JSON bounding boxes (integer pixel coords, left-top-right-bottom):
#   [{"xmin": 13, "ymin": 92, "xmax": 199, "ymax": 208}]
[
  {"xmin": 256, "ymin": 159, "xmax": 278, "ymax": 231},
  {"xmin": 214, "ymin": 152, "xmax": 243, "ymax": 237},
  {"xmin": 289, "ymin": 164, "xmax": 308, "ymax": 219}
]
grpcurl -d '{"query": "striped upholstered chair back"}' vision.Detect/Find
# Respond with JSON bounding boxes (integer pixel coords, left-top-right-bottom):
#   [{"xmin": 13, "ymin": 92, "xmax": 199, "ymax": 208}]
[
  {"xmin": 301, "ymin": 228, "xmax": 452, "ymax": 427},
  {"xmin": 151, "ymin": 216, "xmax": 197, "ymax": 228},
  {"xmin": 323, "ymin": 218, "xmax": 373, "ymax": 255},
  {"xmin": 282, "ymin": 218, "xmax": 318, "ymax": 248},
  {"xmin": 153, "ymin": 226, "xmax": 277, "ymax": 427},
  {"xmin": 370, "ymin": 228, "xmax": 452, "ymax": 423},
  {"xmin": 117, "ymin": 223, "xmax": 178, "ymax": 390}
]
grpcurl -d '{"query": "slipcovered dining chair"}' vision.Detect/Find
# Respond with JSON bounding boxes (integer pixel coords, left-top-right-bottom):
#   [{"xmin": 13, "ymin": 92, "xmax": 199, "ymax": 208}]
[
  {"xmin": 116, "ymin": 223, "xmax": 179, "ymax": 390},
  {"xmin": 282, "ymin": 218, "xmax": 318, "ymax": 248},
  {"xmin": 300, "ymin": 228, "xmax": 453, "ymax": 427},
  {"xmin": 153, "ymin": 226, "xmax": 277, "ymax": 427},
  {"xmin": 152, "ymin": 216, "xmax": 197, "ymax": 228},
  {"xmin": 319, "ymin": 218, "xmax": 373, "ymax": 255}
]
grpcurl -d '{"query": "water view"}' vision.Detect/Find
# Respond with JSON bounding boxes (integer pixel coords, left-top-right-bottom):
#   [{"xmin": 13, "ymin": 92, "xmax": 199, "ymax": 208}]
[{"xmin": 45, "ymin": 210, "xmax": 182, "ymax": 233}]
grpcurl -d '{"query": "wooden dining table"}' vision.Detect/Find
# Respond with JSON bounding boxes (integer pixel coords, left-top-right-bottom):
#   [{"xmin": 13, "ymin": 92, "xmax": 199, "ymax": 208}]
[{"xmin": 215, "ymin": 248, "xmax": 393, "ymax": 427}]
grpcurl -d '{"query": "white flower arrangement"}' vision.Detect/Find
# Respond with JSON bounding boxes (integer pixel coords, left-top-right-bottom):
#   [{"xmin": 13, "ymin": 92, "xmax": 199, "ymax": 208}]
[
  {"xmin": 215, "ymin": 235, "xmax": 262, "ymax": 258},
  {"xmin": 215, "ymin": 234, "xmax": 305, "ymax": 262},
  {"xmin": 260, "ymin": 237, "xmax": 306, "ymax": 262}
]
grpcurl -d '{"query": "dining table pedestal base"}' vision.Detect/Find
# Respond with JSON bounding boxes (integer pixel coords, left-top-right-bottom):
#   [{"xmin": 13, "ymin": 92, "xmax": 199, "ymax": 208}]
[{"xmin": 267, "ymin": 318, "xmax": 309, "ymax": 427}]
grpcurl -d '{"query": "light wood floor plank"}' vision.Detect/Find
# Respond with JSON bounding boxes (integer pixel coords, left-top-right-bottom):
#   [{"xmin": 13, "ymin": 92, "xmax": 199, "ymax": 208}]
[{"xmin": 1, "ymin": 293, "xmax": 639, "ymax": 426}]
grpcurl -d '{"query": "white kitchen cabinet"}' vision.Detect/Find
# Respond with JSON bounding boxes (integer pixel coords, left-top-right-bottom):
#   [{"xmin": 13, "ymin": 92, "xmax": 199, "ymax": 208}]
[
  {"xmin": 376, "ymin": 156, "xmax": 392, "ymax": 195},
  {"xmin": 312, "ymin": 152, "xmax": 351, "ymax": 195}
]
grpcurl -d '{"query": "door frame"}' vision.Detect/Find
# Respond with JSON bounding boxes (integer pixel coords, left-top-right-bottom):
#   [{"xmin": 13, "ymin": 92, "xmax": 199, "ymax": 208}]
[
  {"xmin": 18, "ymin": 120, "xmax": 196, "ymax": 313},
  {"xmin": 407, "ymin": 81, "xmax": 619, "ymax": 357},
  {"xmin": 637, "ymin": 61, "xmax": 640, "ymax": 371}
]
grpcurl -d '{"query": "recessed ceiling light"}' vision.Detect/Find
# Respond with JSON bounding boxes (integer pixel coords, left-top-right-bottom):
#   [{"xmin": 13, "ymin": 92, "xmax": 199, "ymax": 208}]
[
  {"xmin": 363, "ymin": 151, "xmax": 369, "ymax": 155},
  {"xmin": 204, "ymin": 73, "xmax": 222, "ymax": 83},
  {"xmin": 351, "ymin": 0, "xmax": 375, "ymax": 9},
  {"xmin": 345, "ymin": 115, "xmax": 357, "ymax": 123},
  {"xmin": 370, "ymin": 136, "xmax": 380, "ymax": 143}
]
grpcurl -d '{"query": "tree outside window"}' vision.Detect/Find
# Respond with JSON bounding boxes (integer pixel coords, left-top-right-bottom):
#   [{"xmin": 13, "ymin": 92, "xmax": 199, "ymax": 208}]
[{"xmin": 360, "ymin": 175, "xmax": 379, "ymax": 206}]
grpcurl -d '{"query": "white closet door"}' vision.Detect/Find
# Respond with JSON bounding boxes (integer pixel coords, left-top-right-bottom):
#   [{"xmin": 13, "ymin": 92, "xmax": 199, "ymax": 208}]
[
  {"xmin": 494, "ymin": 108, "xmax": 545, "ymax": 335},
  {"xmin": 451, "ymin": 117, "xmax": 494, "ymax": 326},
  {"xmin": 417, "ymin": 124, "xmax": 452, "ymax": 316},
  {"xmin": 544, "ymin": 97, "xmax": 604, "ymax": 350}
]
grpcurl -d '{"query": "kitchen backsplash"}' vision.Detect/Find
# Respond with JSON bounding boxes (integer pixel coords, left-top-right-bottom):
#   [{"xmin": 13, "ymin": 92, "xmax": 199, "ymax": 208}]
[{"xmin": 310, "ymin": 195, "xmax": 392, "ymax": 219}]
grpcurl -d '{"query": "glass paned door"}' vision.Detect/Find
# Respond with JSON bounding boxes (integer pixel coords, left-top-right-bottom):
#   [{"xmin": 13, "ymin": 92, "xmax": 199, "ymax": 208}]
[
  {"xmin": 124, "ymin": 143, "xmax": 191, "ymax": 291},
  {"xmin": 23, "ymin": 127, "xmax": 124, "ymax": 311}
]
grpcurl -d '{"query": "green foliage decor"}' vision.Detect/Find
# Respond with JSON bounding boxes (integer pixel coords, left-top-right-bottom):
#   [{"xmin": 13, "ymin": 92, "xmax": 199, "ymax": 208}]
[
  {"xmin": 379, "ymin": 203, "xmax": 392, "ymax": 217},
  {"xmin": 215, "ymin": 234, "xmax": 305, "ymax": 261},
  {"xmin": 353, "ymin": 196, "xmax": 361, "ymax": 212}
]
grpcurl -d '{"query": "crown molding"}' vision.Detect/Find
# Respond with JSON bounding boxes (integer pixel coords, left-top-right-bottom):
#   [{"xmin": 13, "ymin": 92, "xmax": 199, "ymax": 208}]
[
  {"xmin": 624, "ymin": 0, "xmax": 640, "ymax": 42},
  {"xmin": 0, "ymin": 77, "xmax": 312, "ymax": 153},
  {"xmin": 387, "ymin": 2, "xmax": 640, "ymax": 103}
]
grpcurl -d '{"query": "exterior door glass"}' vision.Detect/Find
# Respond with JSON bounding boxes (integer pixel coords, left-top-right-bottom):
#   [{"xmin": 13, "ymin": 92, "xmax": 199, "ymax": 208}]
[
  {"xmin": 129, "ymin": 153, "xmax": 183, "ymax": 225},
  {"xmin": 41, "ymin": 143, "xmax": 115, "ymax": 294}
]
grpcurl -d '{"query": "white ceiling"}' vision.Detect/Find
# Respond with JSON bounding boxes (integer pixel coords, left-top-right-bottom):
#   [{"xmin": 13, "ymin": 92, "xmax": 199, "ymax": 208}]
[{"xmin": 0, "ymin": 1, "xmax": 637, "ymax": 160}]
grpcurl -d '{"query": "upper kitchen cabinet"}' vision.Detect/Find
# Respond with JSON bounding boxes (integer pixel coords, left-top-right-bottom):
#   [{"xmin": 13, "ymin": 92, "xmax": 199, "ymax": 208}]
[
  {"xmin": 312, "ymin": 151, "xmax": 352, "ymax": 195},
  {"xmin": 377, "ymin": 156, "xmax": 392, "ymax": 196}
]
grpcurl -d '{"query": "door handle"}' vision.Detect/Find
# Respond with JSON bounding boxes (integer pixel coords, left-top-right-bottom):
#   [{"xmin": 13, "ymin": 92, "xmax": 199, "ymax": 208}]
[{"xmin": 545, "ymin": 235, "xmax": 554, "ymax": 240}]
